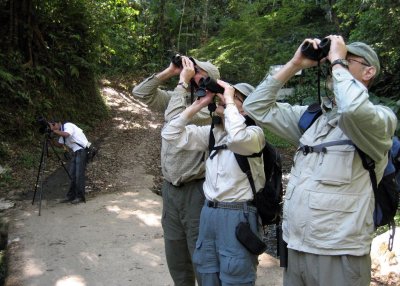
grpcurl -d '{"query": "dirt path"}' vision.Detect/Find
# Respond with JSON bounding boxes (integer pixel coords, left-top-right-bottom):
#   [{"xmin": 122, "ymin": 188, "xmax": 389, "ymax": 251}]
[{"xmin": 4, "ymin": 82, "xmax": 283, "ymax": 286}]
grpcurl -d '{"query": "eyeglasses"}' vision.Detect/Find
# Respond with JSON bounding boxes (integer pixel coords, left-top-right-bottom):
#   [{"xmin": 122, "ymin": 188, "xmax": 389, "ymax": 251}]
[
  {"xmin": 347, "ymin": 58, "xmax": 371, "ymax": 67},
  {"xmin": 234, "ymin": 94, "xmax": 244, "ymax": 103}
]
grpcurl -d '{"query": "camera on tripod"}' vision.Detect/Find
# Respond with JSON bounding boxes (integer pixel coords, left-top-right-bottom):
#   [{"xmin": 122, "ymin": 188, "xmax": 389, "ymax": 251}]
[
  {"xmin": 37, "ymin": 116, "xmax": 52, "ymax": 135},
  {"xmin": 301, "ymin": 38, "xmax": 331, "ymax": 61}
]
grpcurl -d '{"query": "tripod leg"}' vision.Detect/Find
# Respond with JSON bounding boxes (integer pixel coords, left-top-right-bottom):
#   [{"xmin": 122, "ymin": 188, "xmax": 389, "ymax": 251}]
[
  {"xmin": 36, "ymin": 138, "xmax": 48, "ymax": 216},
  {"xmin": 32, "ymin": 135, "xmax": 47, "ymax": 205},
  {"xmin": 48, "ymin": 141, "xmax": 72, "ymax": 180}
]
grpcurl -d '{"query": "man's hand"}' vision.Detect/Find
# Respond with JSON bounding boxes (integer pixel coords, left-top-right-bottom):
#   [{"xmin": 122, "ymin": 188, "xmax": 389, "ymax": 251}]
[
  {"xmin": 217, "ymin": 80, "xmax": 235, "ymax": 104},
  {"xmin": 289, "ymin": 38, "xmax": 324, "ymax": 69},
  {"xmin": 49, "ymin": 122, "xmax": 57, "ymax": 132},
  {"xmin": 325, "ymin": 35, "xmax": 347, "ymax": 63},
  {"xmin": 179, "ymin": 56, "xmax": 196, "ymax": 84},
  {"xmin": 274, "ymin": 38, "xmax": 324, "ymax": 84}
]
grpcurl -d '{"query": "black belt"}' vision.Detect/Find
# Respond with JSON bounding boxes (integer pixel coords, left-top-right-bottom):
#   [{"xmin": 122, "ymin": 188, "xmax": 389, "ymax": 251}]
[{"xmin": 206, "ymin": 200, "xmax": 256, "ymax": 212}]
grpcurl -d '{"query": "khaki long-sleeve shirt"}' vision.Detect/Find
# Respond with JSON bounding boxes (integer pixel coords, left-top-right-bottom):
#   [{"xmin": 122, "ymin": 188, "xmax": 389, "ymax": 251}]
[
  {"xmin": 243, "ymin": 70, "xmax": 397, "ymax": 256},
  {"xmin": 132, "ymin": 74, "xmax": 211, "ymax": 185}
]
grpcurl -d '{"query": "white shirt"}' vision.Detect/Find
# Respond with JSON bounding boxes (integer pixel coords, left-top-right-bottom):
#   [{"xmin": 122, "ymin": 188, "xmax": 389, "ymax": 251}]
[
  {"xmin": 162, "ymin": 105, "xmax": 266, "ymax": 202},
  {"xmin": 58, "ymin": 122, "xmax": 89, "ymax": 152}
]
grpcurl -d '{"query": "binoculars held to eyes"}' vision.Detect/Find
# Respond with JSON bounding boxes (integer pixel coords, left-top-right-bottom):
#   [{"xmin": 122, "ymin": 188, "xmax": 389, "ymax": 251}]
[
  {"xmin": 301, "ymin": 38, "xmax": 331, "ymax": 61},
  {"xmin": 171, "ymin": 53, "xmax": 196, "ymax": 68},
  {"xmin": 195, "ymin": 77, "xmax": 224, "ymax": 97}
]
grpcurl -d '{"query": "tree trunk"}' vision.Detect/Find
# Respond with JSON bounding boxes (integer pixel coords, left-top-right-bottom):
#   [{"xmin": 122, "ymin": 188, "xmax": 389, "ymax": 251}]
[
  {"xmin": 177, "ymin": 0, "xmax": 186, "ymax": 52},
  {"xmin": 201, "ymin": 0, "xmax": 208, "ymax": 45}
]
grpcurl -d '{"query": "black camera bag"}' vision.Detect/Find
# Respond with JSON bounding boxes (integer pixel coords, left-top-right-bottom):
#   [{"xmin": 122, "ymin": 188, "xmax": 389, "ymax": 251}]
[{"xmin": 235, "ymin": 221, "xmax": 267, "ymax": 255}]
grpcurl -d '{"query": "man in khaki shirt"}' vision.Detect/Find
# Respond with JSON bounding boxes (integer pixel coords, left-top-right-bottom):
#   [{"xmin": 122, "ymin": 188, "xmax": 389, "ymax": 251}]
[
  {"xmin": 244, "ymin": 36, "xmax": 397, "ymax": 286},
  {"xmin": 132, "ymin": 55, "xmax": 219, "ymax": 286}
]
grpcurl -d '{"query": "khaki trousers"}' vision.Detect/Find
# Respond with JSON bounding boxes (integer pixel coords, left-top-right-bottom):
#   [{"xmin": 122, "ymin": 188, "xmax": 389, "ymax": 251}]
[
  {"xmin": 283, "ymin": 249, "xmax": 371, "ymax": 286},
  {"xmin": 162, "ymin": 179, "xmax": 205, "ymax": 286}
]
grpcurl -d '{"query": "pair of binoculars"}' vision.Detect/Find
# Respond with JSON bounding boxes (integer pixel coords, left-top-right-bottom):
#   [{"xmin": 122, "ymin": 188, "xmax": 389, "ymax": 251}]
[
  {"xmin": 301, "ymin": 38, "xmax": 331, "ymax": 61},
  {"xmin": 195, "ymin": 77, "xmax": 224, "ymax": 97}
]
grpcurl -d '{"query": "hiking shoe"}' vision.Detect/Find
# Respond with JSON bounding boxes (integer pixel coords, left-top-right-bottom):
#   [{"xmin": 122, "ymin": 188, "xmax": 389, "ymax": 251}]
[
  {"xmin": 71, "ymin": 198, "xmax": 85, "ymax": 204},
  {"xmin": 59, "ymin": 197, "xmax": 74, "ymax": 203}
]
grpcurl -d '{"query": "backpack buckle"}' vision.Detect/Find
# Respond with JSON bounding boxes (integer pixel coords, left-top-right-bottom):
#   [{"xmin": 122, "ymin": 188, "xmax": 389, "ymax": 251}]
[{"xmin": 302, "ymin": 145, "xmax": 313, "ymax": 155}]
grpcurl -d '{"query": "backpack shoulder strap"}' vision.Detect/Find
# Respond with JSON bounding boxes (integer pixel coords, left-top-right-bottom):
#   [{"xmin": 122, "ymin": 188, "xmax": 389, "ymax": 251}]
[
  {"xmin": 61, "ymin": 123, "xmax": 66, "ymax": 145},
  {"xmin": 298, "ymin": 103, "xmax": 323, "ymax": 133},
  {"xmin": 234, "ymin": 153, "xmax": 257, "ymax": 198},
  {"xmin": 208, "ymin": 121, "xmax": 228, "ymax": 159},
  {"xmin": 298, "ymin": 139, "xmax": 353, "ymax": 155},
  {"xmin": 356, "ymin": 147, "xmax": 378, "ymax": 191}
]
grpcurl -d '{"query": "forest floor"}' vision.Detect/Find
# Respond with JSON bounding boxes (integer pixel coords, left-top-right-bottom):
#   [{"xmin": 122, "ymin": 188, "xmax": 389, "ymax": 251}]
[{"xmin": 0, "ymin": 78, "xmax": 398, "ymax": 285}]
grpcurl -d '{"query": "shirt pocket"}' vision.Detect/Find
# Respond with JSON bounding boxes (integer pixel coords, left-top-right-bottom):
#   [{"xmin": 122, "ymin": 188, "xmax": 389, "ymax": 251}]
[
  {"xmin": 313, "ymin": 146, "xmax": 355, "ymax": 186},
  {"xmin": 305, "ymin": 191, "xmax": 359, "ymax": 248}
]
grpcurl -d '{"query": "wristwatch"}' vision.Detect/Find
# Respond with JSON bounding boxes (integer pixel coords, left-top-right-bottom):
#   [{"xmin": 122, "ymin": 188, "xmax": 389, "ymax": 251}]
[
  {"xmin": 331, "ymin": 59, "xmax": 349, "ymax": 69},
  {"xmin": 178, "ymin": 81, "xmax": 189, "ymax": 89}
]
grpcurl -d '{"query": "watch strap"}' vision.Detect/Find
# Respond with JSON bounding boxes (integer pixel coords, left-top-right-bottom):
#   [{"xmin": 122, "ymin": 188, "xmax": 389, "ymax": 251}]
[
  {"xmin": 178, "ymin": 81, "xmax": 189, "ymax": 89},
  {"xmin": 331, "ymin": 59, "xmax": 349, "ymax": 69}
]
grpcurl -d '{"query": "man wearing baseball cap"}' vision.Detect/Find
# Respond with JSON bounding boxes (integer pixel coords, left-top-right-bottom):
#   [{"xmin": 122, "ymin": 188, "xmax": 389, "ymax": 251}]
[
  {"xmin": 132, "ymin": 55, "xmax": 219, "ymax": 286},
  {"xmin": 345, "ymin": 41, "xmax": 380, "ymax": 87},
  {"xmin": 244, "ymin": 36, "xmax": 397, "ymax": 286}
]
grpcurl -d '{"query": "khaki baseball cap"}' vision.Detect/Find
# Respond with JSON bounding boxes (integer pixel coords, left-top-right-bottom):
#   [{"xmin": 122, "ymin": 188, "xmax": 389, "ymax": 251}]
[
  {"xmin": 191, "ymin": 58, "xmax": 220, "ymax": 80},
  {"xmin": 233, "ymin": 83, "xmax": 255, "ymax": 97},
  {"xmin": 346, "ymin": 42, "xmax": 380, "ymax": 76}
]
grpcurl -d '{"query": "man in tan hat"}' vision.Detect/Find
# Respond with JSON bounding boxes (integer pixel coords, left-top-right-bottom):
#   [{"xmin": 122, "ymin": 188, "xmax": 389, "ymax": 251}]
[
  {"xmin": 243, "ymin": 36, "xmax": 397, "ymax": 286},
  {"xmin": 132, "ymin": 55, "xmax": 219, "ymax": 286}
]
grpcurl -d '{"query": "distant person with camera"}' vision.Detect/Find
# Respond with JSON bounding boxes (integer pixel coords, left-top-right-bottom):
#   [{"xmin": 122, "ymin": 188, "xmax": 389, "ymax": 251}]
[
  {"xmin": 243, "ymin": 35, "xmax": 397, "ymax": 285},
  {"xmin": 49, "ymin": 120, "xmax": 89, "ymax": 204},
  {"xmin": 132, "ymin": 54, "xmax": 219, "ymax": 286},
  {"xmin": 162, "ymin": 80, "xmax": 265, "ymax": 286}
]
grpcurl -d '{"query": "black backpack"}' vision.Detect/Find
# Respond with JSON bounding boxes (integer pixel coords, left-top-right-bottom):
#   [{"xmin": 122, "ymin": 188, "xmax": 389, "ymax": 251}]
[
  {"xmin": 208, "ymin": 119, "xmax": 284, "ymax": 227},
  {"xmin": 299, "ymin": 104, "xmax": 400, "ymax": 250}
]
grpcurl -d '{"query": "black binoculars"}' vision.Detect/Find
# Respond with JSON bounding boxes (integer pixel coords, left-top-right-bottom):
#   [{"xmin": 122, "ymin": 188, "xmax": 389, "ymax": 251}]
[
  {"xmin": 195, "ymin": 77, "xmax": 224, "ymax": 97},
  {"xmin": 171, "ymin": 53, "xmax": 196, "ymax": 68},
  {"xmin": 301, "ymin": 38, "xmax": 331, "ymax": 61}
]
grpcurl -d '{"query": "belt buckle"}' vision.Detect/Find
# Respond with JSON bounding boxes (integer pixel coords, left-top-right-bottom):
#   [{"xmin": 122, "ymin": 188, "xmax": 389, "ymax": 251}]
[{"xmin": 207, "ymin": 201, "xmax": 218, "ymax": 208}]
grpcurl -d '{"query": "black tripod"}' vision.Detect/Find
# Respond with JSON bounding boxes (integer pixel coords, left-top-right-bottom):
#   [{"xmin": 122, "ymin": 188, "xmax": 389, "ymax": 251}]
[{"xmin": 32, "ymin": 131, "xmax": 72, "ymax": 216}]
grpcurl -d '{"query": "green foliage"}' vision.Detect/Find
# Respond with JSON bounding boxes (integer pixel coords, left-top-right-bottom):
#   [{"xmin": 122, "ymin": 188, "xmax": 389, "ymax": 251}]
[
  {"xmin": 0, "ymin": 142, "xmax": 10, "ymax": 161},
  {"xmin": 191, "ymin": 1, "xmax": 334, "ymax": 85},
  {"xmin": 264, "ymin": 128, "xmax": 292, "ymax": 148},
  {"xmin": 334, "ymin": 0, "xmax": 400, "ymax": 110},
  {"xmin": 0, "ymin": 0, "xmax": 110, "ymax": 144},
  {"xmin": 0, "ymin": 167, "xmax": 12, "ymax": 189},
  {"xmin": 19, "ymin": 152, "xmax": 40, "ymax": 169}
]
